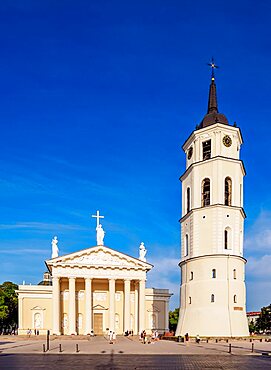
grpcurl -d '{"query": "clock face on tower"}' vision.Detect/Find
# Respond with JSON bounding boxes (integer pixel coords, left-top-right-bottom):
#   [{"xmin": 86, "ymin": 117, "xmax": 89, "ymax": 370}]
[
  {"xmin": 223, "ymin": 135, "xmax": 232, "ymax": 147},
  {"xmin": 187, "ymin": 147, "xmax": 193, "ymax": 160}
]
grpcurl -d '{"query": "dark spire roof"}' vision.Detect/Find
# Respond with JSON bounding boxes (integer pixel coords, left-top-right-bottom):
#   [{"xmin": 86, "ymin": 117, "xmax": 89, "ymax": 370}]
[{"xmin": 199, "ymin": 61, "xmax": 229, "ymax": 129}]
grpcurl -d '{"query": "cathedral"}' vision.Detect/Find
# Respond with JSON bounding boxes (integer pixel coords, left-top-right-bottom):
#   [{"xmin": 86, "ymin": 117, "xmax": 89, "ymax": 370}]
[
  {"xmin": 176, "ymin": 62, "xmax": 249, "ymax": 337},
  {"xmin": 17, "ymin": 213, "xmax": 171, "ymax": 336}
]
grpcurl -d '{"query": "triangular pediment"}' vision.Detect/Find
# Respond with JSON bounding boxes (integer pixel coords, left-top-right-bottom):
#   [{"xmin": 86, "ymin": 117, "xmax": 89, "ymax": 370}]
[
  {"xmin": 46, "ymin": 245, "xmax": 153, "ymax": 271},
  {"xmin": 93, "ymin": 304, "xmax": 108, "ymax": 310}
]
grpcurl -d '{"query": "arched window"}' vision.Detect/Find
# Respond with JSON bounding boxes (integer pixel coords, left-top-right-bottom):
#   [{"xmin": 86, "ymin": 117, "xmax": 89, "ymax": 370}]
[
  {"xmin": 233, "ymin": 269, "xmax": 237, "ymax": 279},
  {"xmin": 211, "ymin": 294, "xmax": 215, "ymax": 303},
  {"xmin": 202, "ymin": 178, "xmax": 210, "ymax": 207},
  {"xmin": 187, "ymin": 187, "xmax": 191, "ymax": 213},
  {"xmin": 212, "ymin": 269, "xmax": 216, "ymax": 278},
  {"xmin": 224, "ymin": 229, "xmax": 228, "ymax": 249},
  {"xmin": 185, "ymin": 234, "xmax": 189, "ymax": 256},
  {"xmin": 233, "ymin": 295, "xmax": 237, "ymax": 303},
  {"xmin": 224, "ymin": 227, "xmax": 231, "ymax": 250},
  {"xmin": 225, "ymin": 177, "xmax": 232, "ymax": 206},
  {"xmin": 190, "ymin": 271, "xmax": 193, "ymax": 280}
]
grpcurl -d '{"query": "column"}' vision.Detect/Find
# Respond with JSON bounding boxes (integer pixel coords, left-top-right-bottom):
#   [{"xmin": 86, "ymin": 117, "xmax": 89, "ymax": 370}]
[
  {"xmin": 85, "ymin": 278, "xmax": 92, "ymax": 335},
  {"xmin": 18, "ymin": 298, "xmax": 24, "ymax": 334},
  {"xmin": 109, "ymin": 279, "xmax": 115, "ymax": 332},
  {"xmin": 52, "ymin": 276, "xmax": 60, "ymax": 335},
  {"xmin": 124, "ymin": 279, "xmax": 131, "ymax": 332},
  {"xmin": 139, "ymin": 279, "xmax": 145, "ymax": 333},
  {"xmin": 134, "ymin": 281, "xmax": 138, "ymax": 334},
  {"xmin": 164, "ymin": 299, "xmax": 169, "ymax": 331},
  {"xmin": 69, "ymin": 277, "xmax": 76, "ymax": 335}
]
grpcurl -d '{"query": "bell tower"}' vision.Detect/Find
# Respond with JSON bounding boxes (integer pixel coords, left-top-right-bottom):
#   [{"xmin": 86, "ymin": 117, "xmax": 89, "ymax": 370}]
[{"xmin": 176, "ymin": 61, "xmax": 249, "ymax": 337}]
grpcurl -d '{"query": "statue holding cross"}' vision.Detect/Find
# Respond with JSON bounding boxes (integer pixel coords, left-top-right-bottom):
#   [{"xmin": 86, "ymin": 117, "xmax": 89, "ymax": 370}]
[{"xmin": 92, "ymin": 210, "xmax": 105, "ymax": 245}]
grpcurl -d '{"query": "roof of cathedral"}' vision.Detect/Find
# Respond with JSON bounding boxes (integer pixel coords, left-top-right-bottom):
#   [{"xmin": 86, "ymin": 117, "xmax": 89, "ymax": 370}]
[{"xmin": 199, "ymin": 76, "xmax": 229, "ymax": 129}]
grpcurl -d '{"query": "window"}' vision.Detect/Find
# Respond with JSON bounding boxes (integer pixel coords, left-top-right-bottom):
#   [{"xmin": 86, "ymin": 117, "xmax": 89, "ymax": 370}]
[
  {"xmin": 224, "ymin": 229, "xmax": 228, "ymax": 249},
  {"xmin": 202, "ymin": 140, "xmax": 211, "ymax": 160},
  {"xmin": 190, "ymin": 271, "xmax": 193, "ymax": 280},
  {"xmin": 212, "ymin": 269, "xmax": 216, "ymax": 278},
  {"xmin": 189, "ymin": 296, "xmax": 192, "ymax": 304},
  {"xmin": 233, "ymin": 295, "xmax": 237, "ymax": 303},
  {"xmin": 225, "ymin": 177, "xmax": 232, "ymax": 206},
  {"xmin": 202, "ymin": 178, "xmax": 210, "ymax": 207},
  {"xmin": 187, "ymin": 187, "xmax": 191, "ymax": 213},
  {"xmin": 233, "ymin": 269, "xmax": 236, "ymax": 279},
  {"xmin": 224, "ymin": 227, "xmax": 232, "ymax": 250},
  {"xmin": 211, "ymin": 294, "xmax": 215, "ymax": 303},
  {"xmin": 185, "ymin": 234, "xmax": 189, "ymax": 256}
]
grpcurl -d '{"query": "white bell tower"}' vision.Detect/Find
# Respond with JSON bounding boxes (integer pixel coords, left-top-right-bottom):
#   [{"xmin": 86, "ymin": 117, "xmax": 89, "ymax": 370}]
[{"xmin": 176, "ymin": 63, "xmax": 249, "ymax": 337}]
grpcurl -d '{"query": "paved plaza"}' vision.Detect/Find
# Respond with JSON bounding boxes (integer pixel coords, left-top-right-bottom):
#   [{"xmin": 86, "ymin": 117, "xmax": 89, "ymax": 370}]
[{"xmin": 0, "ymin": 336, "xmax": 270, "ymax": 369}]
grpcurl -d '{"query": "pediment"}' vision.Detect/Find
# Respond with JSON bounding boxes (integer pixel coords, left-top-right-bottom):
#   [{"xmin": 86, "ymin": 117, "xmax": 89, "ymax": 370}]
[
  {"xmin": 31, "ymin": 306, "xmax": 45, "ymax": 311},
  {"xmin": 93, "ymin": 304, "xmax": 108, "ymax": 310},
  {"xmin": 46, "ymin": 245, "xmax": 153, "ymax": 271}
]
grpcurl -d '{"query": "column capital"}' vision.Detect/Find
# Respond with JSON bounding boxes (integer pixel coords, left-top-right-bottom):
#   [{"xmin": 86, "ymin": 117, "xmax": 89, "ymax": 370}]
[
  {"xmin": 69, "ymin": 276, "xmax": 76, "ymax": 280},
  {"xmin": 84, "ymin": 277, "xmax": 92, "ymax": 282}
]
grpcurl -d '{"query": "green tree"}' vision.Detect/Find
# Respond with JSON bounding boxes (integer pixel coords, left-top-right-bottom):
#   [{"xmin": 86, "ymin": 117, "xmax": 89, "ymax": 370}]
[
  {"xmin": 0, "ymin": 281, "xmax": 18, "ymax": 328},
  {"xmin": 169, "ymin": 308, "xmax": 179, "ymax": 332},
  {"xmin": 255, "ymin": 304, "xmax": 271, "ymax": 333}
]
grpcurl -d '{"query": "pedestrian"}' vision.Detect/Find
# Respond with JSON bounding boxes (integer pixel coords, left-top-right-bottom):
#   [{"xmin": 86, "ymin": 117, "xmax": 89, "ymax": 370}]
[
  {"xmin": 113, "ymin": 332, "xmax": 116, "ymax": 344},
  {"xmin": 109, "ymin": 331, "xmax": 113, "ymax": 344},
  {"xmin": 196, "ymin": 334, "xmax": 200, "ymax": 344},
  {"xmin": 143, "ymin": 330, "xmax": 146, "ymax": 344},
  {"xmin": 27, "ymin": 328, "xmax": 32, "ymax": 338},
  {"xmin": 185, "ymin": 332, "xmax": 189, "ymax": 345}
]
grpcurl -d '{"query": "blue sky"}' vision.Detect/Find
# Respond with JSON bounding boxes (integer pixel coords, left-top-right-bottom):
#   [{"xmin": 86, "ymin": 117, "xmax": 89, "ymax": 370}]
[{"xmin": 1, "ymin": 0, "xmax": 271, "ymax": 310}]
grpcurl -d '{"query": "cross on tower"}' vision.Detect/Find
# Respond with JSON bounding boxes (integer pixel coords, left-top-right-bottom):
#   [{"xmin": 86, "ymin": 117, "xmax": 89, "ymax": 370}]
[
  {"xmin": 207, "ymin": 57, "xmax": 219, "ymax": 80},
  {"xmin": 91, "ymin": 210, "xmax": 104, "ymax": 228}
]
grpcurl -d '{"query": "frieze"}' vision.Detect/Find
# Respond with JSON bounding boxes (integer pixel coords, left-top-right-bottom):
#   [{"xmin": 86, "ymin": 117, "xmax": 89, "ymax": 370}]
[{"xmin": 53, "ymin": 265, "xmax": 146, "ymax": 280}]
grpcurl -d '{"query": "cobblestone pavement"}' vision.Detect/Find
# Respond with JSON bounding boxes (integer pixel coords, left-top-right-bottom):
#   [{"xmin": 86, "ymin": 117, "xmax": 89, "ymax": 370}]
[
  {"xmin": 0, "ymin": 336, "xmax": 271, "ymax": 355},
  {"xmin": 0, "ymin": 353, "xmax": 271, "ymax": 369}
]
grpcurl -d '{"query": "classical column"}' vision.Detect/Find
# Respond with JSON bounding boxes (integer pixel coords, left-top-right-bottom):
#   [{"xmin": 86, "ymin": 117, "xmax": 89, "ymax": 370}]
[
  {"xmin": 18, "ymin": 298, "xmax": 23, "ymax": 332},
  {"xmin": 85, "ymin": 278, "xmax": 92, "ymax": 335},
  {"xmin": 52, "ymin": 276, "xmax": 60, "ymax": 335},
  {"xmin": 139, "ymin": 279, "xmax": 146, "ymax": 333},
  {"xmin": 124, "ymin": 279, "xmax": 131, "ymax": 332},
  {"xmin": 109, "ymin": 279, "xmax": 115, "ymax": 332},
  {"xmin": 69, "ymin": 277, "xmax": 76, "ymax": 335},
  {"xmin": 134, "ymin": 281, "xmax": 138, "ymax": 334},
  {"xmin": 164, "ymin": 298, "xmax": 169, "ymax": 332}
]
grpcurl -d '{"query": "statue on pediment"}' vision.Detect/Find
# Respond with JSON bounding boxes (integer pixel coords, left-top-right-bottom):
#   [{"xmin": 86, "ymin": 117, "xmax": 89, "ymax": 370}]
[
  {"xmin": 96, "ymin": 224, "xmax": 105, "ymax": 245},
  {"xmin": 139, "ymin": 242, "xmax": 147, "ymax": 262},
  {"xmin": 51, "ymin": 236, "xmax": 59, "ymax": 258}
]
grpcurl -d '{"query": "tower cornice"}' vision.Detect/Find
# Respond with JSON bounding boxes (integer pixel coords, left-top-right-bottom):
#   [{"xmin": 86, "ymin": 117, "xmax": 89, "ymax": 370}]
[
  {"xmin": 179, "ymin": 253, "xmax": 247, "ymax": 267},
  {"xmin": 180, "ymin": 155, "xmax": 246, "ymax": 182},
  {"xmin": 182, "ymin": 123, "xmax": 243, "ymax": 152}
]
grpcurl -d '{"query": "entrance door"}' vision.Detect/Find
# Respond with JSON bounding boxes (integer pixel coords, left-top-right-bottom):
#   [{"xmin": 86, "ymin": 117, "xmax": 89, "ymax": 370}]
[{"xmin": 93, "ymin": 313, "xmax": 103, "ymax": 335}]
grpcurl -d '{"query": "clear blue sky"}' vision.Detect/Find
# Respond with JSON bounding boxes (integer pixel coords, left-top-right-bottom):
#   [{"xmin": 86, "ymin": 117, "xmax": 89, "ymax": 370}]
[{"xmin": 0, "ymin": 0, "xmax": 271, "ymax": 310}]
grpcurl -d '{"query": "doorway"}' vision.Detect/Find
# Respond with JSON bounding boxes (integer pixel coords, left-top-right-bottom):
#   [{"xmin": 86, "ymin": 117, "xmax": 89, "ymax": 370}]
[{"xmin": 93, "ymin": 313, "xmax": 103, "ymax": 335}]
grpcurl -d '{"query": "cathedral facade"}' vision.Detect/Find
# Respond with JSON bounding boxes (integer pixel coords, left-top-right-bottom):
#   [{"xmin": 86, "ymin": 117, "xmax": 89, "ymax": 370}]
[
  {"xmin": 17, "ymin": 243, "xmax": 171, "ymax": 336},
  {"xmin": 176, "ymin": 67, "xmax": 249, "ymax": 337}
]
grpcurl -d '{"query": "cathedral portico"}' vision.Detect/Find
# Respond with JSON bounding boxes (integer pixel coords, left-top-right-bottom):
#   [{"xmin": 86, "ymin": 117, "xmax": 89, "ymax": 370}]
[{"xmin": 18, "ymin": 239, "xmax": 171, "ymax": 336}]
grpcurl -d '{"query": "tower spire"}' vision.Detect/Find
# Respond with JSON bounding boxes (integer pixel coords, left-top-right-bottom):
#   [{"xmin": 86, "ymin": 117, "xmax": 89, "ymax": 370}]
[{"xmin": 207, "ymin": 58, "xmax": 219, "ymax": 114}]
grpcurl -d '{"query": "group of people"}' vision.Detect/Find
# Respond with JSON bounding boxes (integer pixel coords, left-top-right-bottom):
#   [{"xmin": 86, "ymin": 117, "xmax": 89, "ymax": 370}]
[
  {"xmin": 108, "ymin": 330, "xmax": 116, "ymax": 344},
  {"xmin": 139, "ymin": 330, "xmax": 159, "ymax": 344}
]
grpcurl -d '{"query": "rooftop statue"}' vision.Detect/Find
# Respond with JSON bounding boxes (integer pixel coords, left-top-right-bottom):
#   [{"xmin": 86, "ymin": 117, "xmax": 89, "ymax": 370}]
[
  {"xmin": 96, "ymin": 224, "xmax": 105, "ymax": 246},
  {"xmin": 51, "ymin": 236, "xmax": 59, "ymax": 258},
  {"xmin": 139, "ymin": 242, "xmax": 147, "ymax": 262}
]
